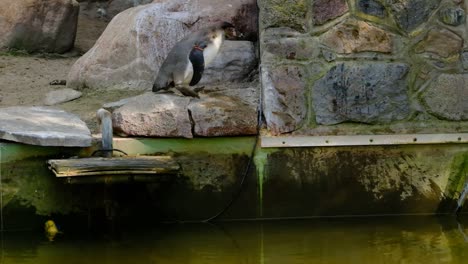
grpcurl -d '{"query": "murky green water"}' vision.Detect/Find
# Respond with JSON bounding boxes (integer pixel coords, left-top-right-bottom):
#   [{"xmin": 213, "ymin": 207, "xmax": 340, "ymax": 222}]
[{"xmin": 1, "ymin": 216, "xmax": 468, "ymax": 264}]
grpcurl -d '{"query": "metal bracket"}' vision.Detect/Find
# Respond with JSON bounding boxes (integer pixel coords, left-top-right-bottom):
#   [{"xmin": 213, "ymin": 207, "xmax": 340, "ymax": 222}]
[{"xmin": 97, "ymin": 108, "xmax": 113, "ymax": 157}]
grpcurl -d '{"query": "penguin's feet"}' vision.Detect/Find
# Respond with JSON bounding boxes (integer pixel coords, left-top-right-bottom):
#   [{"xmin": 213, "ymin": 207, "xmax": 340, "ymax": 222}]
[
  {"xmin": 193, "ymin": 86, "xmax": 205, "ymax": 93},
  {"xmin": 175, "ymin": 86, "xmax": 200, "ymax": 98},
  {"xmin": 154, "ymin": 88, "xmax": 175, "ymax": 95}
]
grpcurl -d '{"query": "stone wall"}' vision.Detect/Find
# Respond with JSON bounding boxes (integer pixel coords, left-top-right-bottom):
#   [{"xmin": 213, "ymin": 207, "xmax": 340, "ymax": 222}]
[{"xmin": 260, "ymin": 0, "xmax": 468, "ymax": 136}]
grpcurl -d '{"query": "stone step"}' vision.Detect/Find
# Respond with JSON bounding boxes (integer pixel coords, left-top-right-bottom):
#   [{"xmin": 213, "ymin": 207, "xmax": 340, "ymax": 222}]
[{"xmin": 0, "ymin": 106, "xmax": 91, "ymax": 147}]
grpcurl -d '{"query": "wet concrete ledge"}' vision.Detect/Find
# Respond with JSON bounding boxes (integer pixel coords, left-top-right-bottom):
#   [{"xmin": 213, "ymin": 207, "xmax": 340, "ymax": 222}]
[{"xmin": 0, "ymin": 137, "xmax": 467, "ymax": 230}]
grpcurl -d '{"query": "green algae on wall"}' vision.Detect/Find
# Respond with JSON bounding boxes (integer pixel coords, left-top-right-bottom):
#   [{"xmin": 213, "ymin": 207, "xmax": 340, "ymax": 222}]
[
  {"xmin": 0, "ymin": 142, "xmax": 88, "ymax": 215},
  {"xmin": 1, "ymin": 158, "xmax": 88, "ymax": 215},
  {"xmin": 253, "ymin": 148, "xmax": 279, "ymax": 217},
  {"xmin": 3, "ymin": 136, "xmax": 468, "ymax": 221},
  {"xmin": 0, "ymin": 142, "xmax": 85, "ymax": 163},
  {"xmin": 112, "ymin": 137, "xmax": 256, "ymax": 156},
  {"xmin": 445, "ymin": 152, "xmax": 468, "ymax": 202},
  {"xmin": 112, "ymin": 137, "xmax": 258, "ymax": 191},
  {"xmin": 259, "ymin": 144, "xmax": 468, "ymax": 217},
  {"xmin": 259, "ymin": 0, "xmax": 308, "ymax": 31},
  {"xmin": 0, "ymin": 138, "xmax": 259, "ymax": 220}
]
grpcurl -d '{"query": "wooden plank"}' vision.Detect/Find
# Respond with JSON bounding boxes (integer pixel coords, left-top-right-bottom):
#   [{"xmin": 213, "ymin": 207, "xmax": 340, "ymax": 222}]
[
  {"xmin": 47, "ymin": 156, "xmax": 180, "ymax": 177},
  {"xmin": 64, "ymin": 175, "xmax": 175, "ymax": 184}
]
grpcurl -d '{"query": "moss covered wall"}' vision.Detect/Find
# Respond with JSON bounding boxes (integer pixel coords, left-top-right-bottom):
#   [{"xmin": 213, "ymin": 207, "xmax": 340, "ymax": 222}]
[
  {"xmin": 258, "ymin": 144, "xmax": 468, "ymax": 217},
  {"xmin": 0, "ymin": 139, "xmax": 259, "ymax": 228},
  {"xmin": 1, "ymin": 138, "xmax": 468, "ymax": 229}
]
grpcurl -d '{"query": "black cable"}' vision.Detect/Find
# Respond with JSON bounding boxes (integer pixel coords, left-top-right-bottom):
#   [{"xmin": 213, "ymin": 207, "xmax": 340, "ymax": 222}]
[
  {"xmin": 162, "ymin": 6, "xmax": 263, "ymax": 224},
  {"xmin": 161, "ymin": 101, "xmax": 262, "ymax": 225},
  {"xmin": 197, "ymin": 4, "xmax": 263, "ymax": 223},
  {"xmin": 201, "ymin": 106, "xmax": 263, "ymax": 223}
]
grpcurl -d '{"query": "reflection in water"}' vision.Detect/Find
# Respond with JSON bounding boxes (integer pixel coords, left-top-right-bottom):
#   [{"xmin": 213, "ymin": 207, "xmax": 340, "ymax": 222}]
[
  {"xmin": 0, "ymin": 216, "xmax": 467, "ymax": 264},
  {"xmin": 458, "ymin": 221, "xmax": 468, "ymax": 242}
]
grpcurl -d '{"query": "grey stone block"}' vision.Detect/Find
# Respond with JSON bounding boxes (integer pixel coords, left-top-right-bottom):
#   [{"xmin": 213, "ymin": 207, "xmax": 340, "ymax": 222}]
[{"xmin": 312, "ymin": 62, "xmax": 410, "ymax": 125}]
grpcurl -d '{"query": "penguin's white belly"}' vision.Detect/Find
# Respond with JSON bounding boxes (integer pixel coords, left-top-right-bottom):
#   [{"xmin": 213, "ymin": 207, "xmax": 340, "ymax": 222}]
[
  {"xmin": 203, "ymin": 33, "xmax": 223, "ymax": 65},
  {"xmin": 182, "ymin": 60, "xmax": 194, "ymax": 84}
]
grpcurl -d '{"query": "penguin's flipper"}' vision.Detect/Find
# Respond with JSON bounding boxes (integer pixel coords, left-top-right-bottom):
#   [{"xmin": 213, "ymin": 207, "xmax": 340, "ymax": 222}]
[{"xmin": 189, "ymin": 43, "xmax": 206, "ymax": 86}]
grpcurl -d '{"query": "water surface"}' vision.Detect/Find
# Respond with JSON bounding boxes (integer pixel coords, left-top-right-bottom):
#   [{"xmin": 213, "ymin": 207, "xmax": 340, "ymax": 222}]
[{"xmin": 1, "ymin": 216, "xmax": 468, "ymax": 264}]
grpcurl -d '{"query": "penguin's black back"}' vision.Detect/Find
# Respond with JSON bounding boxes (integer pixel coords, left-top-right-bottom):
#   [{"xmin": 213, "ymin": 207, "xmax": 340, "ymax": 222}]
[{"xmin": 188, "ymin": 46, "xmax": 205, "ymax": 86}]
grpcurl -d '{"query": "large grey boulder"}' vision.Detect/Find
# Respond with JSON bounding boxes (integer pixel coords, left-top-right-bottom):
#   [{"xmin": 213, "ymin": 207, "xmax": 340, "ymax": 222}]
[
  {"xmin": 107, "ymin": 0, "xmax": 155, "ymax": 18},
  {"xmin": 67, "ymin": 0, "xmax": 258, "ymax": 91},
  {"xmin": 200, "ymin": 41, "xmax": 257, "ymax": 85},
  {"xmin": 0, "ymin": 0, "xmax": 79, "ymax": 53},
  {"xmin": 0, "ymin": 107, "xmax": 91, "ymax": 147}
]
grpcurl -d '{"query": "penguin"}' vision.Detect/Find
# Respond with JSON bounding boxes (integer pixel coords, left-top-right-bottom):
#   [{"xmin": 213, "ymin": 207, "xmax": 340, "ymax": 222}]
[{"xmin": 152, "ymin": 22, "xmax": 236, "ymax": 98}]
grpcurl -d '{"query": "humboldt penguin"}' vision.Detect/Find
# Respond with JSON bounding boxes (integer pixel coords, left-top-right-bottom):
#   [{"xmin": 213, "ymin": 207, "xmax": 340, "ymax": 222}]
[{"xmin": 152, "ymin": 22, "xmax": 235, "ymax": 97}]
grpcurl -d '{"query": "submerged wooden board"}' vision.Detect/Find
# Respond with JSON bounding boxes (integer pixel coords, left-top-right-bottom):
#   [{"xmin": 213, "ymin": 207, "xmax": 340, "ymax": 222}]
[{"xmin": 47, "ymin": 156, "xmax": 180, "ymax": 177}]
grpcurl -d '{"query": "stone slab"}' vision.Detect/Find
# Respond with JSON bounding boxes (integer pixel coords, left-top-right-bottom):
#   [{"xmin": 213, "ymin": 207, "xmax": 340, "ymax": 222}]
[
  {"xmin": 111, "ymin": 93, "xmax": 193, "ymax": 138},
  {"xmin": 0, "ymin": 107, "xmax": 91, "ymax": 146},
  {"xmin": 189, "ymin": 87, "xmax": 258, "ymax": 137}
]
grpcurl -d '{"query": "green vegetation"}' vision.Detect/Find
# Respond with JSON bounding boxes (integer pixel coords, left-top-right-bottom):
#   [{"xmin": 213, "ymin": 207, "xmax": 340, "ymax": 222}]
[{"xmin": 446, "ymin": 152, "xmax": 468, "ymax": 199}]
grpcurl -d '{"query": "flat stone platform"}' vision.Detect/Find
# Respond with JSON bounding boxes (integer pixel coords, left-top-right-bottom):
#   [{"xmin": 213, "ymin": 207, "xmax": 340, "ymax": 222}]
[{"xmin": 0, "ymin": 106, "xmax": 91, "ymax": 147}]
